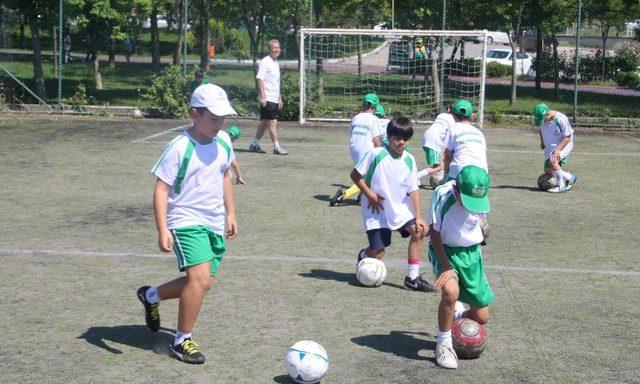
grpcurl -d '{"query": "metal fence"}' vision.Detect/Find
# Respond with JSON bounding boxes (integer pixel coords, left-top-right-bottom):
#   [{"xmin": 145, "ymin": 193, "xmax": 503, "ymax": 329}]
[{"xmin": 1, "ymin": 0, "xmax": 639, "ymax": 126}]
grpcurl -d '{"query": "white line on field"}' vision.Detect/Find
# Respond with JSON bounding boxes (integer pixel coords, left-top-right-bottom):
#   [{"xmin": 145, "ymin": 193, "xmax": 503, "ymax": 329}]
[
  {"xmin": 1, "ymin": 248, "xmax": 638, "ymax": 277},
  {"xmin": 131, "ymin": 124, "xmax": 189, "ymax": 143}
]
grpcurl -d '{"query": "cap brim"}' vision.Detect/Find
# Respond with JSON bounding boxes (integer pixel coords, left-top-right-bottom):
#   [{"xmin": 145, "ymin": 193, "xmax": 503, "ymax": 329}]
[
  {"xmin": 207, "ymin": 105, "xmax": 237, "ymax": 116},
  {"xmin": 460, "ymin": 193, "xmax": 490, "ymax": 213}
]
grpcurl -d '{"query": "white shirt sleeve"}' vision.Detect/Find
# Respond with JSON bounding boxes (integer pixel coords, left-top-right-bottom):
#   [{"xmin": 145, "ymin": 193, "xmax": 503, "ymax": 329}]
[
  {"xmin": 443, "ymin": 125, "xmax": 455, "ymax": 151},
  {"xmin": 557, "ymin": 114, "xmax": 574, "ymax": 137},
  {"xmin": 152, "ymin": 143, "xmax": 181, "ymax": 186},
  {"xmin": 406, "ymin": 155, "xmax": 419, "ymax": 194},
  {"xmin": 256, "ymin": 58, "xmax": 267, "ymax": 80},
  {"xmin": 355, "ymin": 148, "xmax": 375, "ymax": 176}
]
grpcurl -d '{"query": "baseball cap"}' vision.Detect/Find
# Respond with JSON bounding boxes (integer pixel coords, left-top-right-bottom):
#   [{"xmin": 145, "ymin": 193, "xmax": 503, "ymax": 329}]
[
  {"xmin": 190, "ymin": 83, "xmax": 237, "ymax": 116},
  {"xmin": 455, "ymin": 165, "xmax": 490, "ymax": 213},
  {"xmin": 363, "ymin": 93, "xmax": 379, "ymax": 108},
  {"xmin": 533, "ymin": 103, "xmax": 549, "ymax": 127},
  {"xmin": 452, "ymin": 99, "xmax": 473, "ymax": 118},
  {"xmin": 226, "ymin": 125, "xmax": 241, "ymax": 141},
  {"xmin": 374, "ymin": 103, "xmax": 385, "ymax": 117}
]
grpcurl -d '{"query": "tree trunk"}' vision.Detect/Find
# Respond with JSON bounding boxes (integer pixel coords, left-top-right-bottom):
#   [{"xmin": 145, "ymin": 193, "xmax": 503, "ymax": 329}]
[
  {"xmin": 600, "ymin": 26, "xmax": 609, "ymax": 81},
  {"xmin": 535, "ymin": 32, "xmax": 542, "ymax": 89},
  {"xmin": 0, "ymin": 7, "xmax": 6, "ymax": 48},
  {"xmin": 20, "ymin": 15, "xmax": 26, "ymax": 49},
  {"xmin": 108, "ymin": 38, "xmax": 116, "ymax": 68},
  {"xmin": 199, "ymin": 0, "xmax": 210, "ymax": 72},
  {"xmin": 553, "ymin": 33, "xmax": 559, "ymax": 100},
  {"xmin": 28, "ymin": 14, "xmax": 46, "ymax": 99},
  {"xmin": 93, "ymin": 56, "xmax": 102, "ymax": 90},
  {"xmin": 173, "ymin": 0, "xmax": 184, "ymax": 65},
  {"xmin": 150, "ymin": 6, "xmax": 161, "ymax": 74},
  {"xmin": 430, "ymin": 41, "xmax": 440, "ymax": 111},
  {"xmin": 53, "ymin": 26, "xmax": 58, "ymax": 78},
  {"xmin": 460, "ymin": 41, "xmax": 465, "ymax": 59},
  {"xmin": 510, "ymin": 0, "xmax": 526, "ymax": 106}
]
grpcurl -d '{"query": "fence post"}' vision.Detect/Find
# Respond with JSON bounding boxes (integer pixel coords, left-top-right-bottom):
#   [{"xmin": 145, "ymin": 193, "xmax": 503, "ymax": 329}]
[
  {"xmin": 58, "ymin": 0, "xmax": 63, "ymax": 109},
  {"xmin": 573, "ymin": 0, "xmax": 582, "ymax": 123},
  {"xmin": 183, "ymin": 0, "xmax": 188, "ymax": 74},
  {"xmin": 439, "ymin": 0, "xmax": 447, "ymax": 112}
]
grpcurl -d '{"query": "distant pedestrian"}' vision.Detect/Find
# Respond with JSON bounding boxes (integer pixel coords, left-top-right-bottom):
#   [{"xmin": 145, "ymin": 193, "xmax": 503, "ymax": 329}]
[
  {"xmin": 122, "ymin": 37, "xmax": 132, "ymax": 63},
  {"xmin": 63, "ymin": 33, "xmax": 72, "ymax": 63}
]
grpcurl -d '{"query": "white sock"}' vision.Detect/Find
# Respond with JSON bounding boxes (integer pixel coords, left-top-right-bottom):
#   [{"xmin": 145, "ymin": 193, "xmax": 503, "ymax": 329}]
[
  {"xmin": 553, "ymin": 170, "xmax": 566, "ymax": 189},
  {"xmin": 407, "ymin": 263, "xmax": 420, "ymax": 280},
  {"xmin": 273, "ymin": 141, "xmax": 280, "ymax": 149},
  {"xmin": 145, "ymin": 286, "xmax": 160, "ymax": 304},
  {"xmin": 454, "ymin": 301, "xmax": 466, "ymax": 320},
  {"xmin": 437, "ymin": 329, "xmax": 453, "ymax": 346},
  {"xmin": 557, "ymin": 169, "xmax": 572, "ymax": 181},
  {"xmin": 251, "ymin": 138, "xmax": 260, "ymax": 146},
  {"xmin": 416, "ymin": 169, "xmax": 430, "ymax": 181},
  {"xmin": 174, "ymin": 331, "xmax": 192, "ymax": 346}
]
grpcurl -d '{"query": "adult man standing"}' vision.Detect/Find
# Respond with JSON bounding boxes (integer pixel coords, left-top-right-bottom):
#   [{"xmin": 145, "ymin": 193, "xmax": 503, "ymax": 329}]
[{"xmin": 249, "ymin": 40, "xmax": 289, "ymax": 155}]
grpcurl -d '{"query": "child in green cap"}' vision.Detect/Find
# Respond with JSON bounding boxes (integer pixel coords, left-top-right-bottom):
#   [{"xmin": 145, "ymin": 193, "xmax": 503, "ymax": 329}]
[{"xmin": 225, "ymin": 125, "xmax": 245, "ymax": 185}]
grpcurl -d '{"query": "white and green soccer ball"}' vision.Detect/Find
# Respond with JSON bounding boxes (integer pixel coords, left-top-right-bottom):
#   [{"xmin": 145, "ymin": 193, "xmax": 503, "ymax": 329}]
[
  {"xmin": 537, "ymin": 173, "xmax": 558, "ymax": 191},
  {"xmin": 429, "ymin": 170, "xmax": 445, "ymax": 189},
  {"xmin": 285, "ymin": 340, "xmax": 329, "ymax": 384},
  {"xmin": 356, "ymin": 257, "xmax": 387, "ymax": 287}
]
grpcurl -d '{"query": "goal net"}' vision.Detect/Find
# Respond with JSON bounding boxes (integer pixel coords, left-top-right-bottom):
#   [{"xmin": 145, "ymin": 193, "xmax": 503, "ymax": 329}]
[{"xmin": 299, "ymin": 28, "xmax": 488, "ymax": 127}]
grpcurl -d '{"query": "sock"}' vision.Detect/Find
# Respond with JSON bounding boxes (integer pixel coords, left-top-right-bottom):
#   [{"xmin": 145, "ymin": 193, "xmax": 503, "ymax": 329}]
[
  {"xmin": 174, "ymin": 331, "xmax": 192, "ymax": 347},
  {"xmin": 553, "ymin": 170, "xmax": 566, "ymax": 189},
  {"xmin": 273, "ymin": 141, "xmax": 280, "ymax": 149},
  {"xmin": 416, "ymin": 169, "xmax": 430, "ymax": 181},
  {"xmin": 343, "ymin": 184, "xmax": 361, "ymax": 200},
  {"xmin": 557, "ymin": 169, "xmax": 572, "ymax": 181},
  {"xmin": 437, "ymin": 329, "xmax": 453, "ymax": 346},
  {"xmin": 406, "ymin": 259, "xmax": 420, "ymax": 280},
  {"xmin": 454, "ymin": 301, "xmax": 466, "ymax": 320},
  {"xmin": 251, "ymin": 138, "xmax": 260, "ymax": 146},
  {"xmin": 145, "ymin": 286, "xmax": 160, "ymax": 304}
]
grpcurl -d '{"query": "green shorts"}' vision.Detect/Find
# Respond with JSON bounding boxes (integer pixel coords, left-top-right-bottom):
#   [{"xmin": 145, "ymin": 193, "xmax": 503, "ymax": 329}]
[
  {"xmin": 544, "ymin": 156, "xmax": 568, "ymax": 169},
  {"xmin": 171, "ymin": 225, "xmax": 226, "ymax": 276},
  {"xmin": 423, "ymin": 147, "xmax": 441, "ymax": 167},
  {"xmin": 428, "ymin": 243, "xmax": 495, "ymax": 308}
]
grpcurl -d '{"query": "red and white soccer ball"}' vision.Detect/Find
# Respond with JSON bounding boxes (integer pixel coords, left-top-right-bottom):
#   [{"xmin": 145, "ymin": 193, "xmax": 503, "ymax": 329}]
[
  {"xmin": 285, "ymin": 340, "xmax": 329, "ymax": 384},
  {"xmin": 451, "ymin": 318, "xmax": 487, "ymax": 359},
  {"xmin": 356, "ymin": 258, "xmax": 387, "ymax": 287}
]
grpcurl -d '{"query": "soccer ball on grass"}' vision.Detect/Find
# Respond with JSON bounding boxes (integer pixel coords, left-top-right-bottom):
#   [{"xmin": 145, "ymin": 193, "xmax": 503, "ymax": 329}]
[
  {"xmin": 537, "ymin": 173, "xmax": 557, "ymax": 191},
  {"xmin": 285, "ymin": 340, "xmax": 329, "ymax": 384},
  {"xmin": 451, "ymin": 318, "xmax": 487, "ymax": 359},
  {"xmin": 356, "ymin": 258, "xmax": 387, "ymax": 287}
]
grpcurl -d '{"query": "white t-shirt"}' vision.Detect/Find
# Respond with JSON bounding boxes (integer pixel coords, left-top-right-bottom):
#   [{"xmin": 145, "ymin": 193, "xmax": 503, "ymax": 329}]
[
  {"xmin": 422, "ymin": 113, "xmax": 455, "ymax": 151},
  {"xmin": 355, "ymin": 146, "xmax": 419, "ymax": 231},
  {"xmin": 378, "ymin": 118, "xmax": 390, "ymax": 142},
  {"xmin": 349, "ymin": 112, "xmax": 384, "ymax": 165},
  {"xmin": 151, "ymin": 130, "xmax": 235, "ymax": 234},
  {"xmin": 539, "ymin": 112, "xmax": 574, "ymax": 160},
  {"xmin": 256, "ymin": 55, "xmax": 280, "ymax": 103},
  {"xmin": 428, "ymin": 181, "xmax": 486, "ymax": 247},
  {"xmin": 443, "ymin": 122, "xmax": 488, "ymax": 179}
]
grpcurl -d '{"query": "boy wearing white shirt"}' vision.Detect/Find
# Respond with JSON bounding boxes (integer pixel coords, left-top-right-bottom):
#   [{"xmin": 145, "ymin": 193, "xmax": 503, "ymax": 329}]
[
  {"xmin": 351, "ymin": 117, "xmax": 436, "ymax": 292},
  {"xmin": 442, "ymin": 100, "xmax": 488, "ymax": 180},
  {"xmin": 427, "ymin": 165, "xmax": 494, "ymax": 369},
  {"xmin": 137, "ymin": 83, "xmax": 238, "ymax": 364},
  {"xmin": 533, "ymin": 103, "xmax": 577, "ymax": 193},
  {"xmin": 417, "ymin": 105, "xmax": 455, "ymax": 186}
]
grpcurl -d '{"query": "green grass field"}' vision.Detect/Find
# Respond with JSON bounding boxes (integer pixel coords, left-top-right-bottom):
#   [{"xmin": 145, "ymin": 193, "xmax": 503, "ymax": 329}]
[{"xmin": 1, "ymin": 115, "xmax": 639, "ymax": 383}]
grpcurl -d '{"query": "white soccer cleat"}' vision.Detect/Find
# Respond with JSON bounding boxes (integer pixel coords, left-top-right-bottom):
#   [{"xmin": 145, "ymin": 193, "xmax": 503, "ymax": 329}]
[
  {"xmin": 435, "ymin": 342, "xmax": 458, "ymax": 369},
  {"xmin": 547, "ymin": 186, "xmax": 562, "ymax": 193}
]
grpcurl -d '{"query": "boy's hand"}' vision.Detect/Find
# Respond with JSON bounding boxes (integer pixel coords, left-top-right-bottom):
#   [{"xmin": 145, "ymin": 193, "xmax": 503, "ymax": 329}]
[
  {"xmin": 366, "ymin": 193, "xmax": 385, "ymax": 214},
  {"xmin": 434, "ymin": 269, "xmax": 458, "ymax": 289},
  {"xmin": 415, "ymin": 217, "xmax": 427, "ymax": 239},
  {"xmin": 158, "ymin": 228, "xmax": 173, "ymax": 252},
  {"xmin": 226, "ymin": 214, "xmax": 238, "ymax": 239},
  {"xmin": 540, "ymin": 142, "xmax": 545, "ymax": 150},
  {"xmin": 236, "ymin": 175, "xmax": 246, "ymax": 185}
]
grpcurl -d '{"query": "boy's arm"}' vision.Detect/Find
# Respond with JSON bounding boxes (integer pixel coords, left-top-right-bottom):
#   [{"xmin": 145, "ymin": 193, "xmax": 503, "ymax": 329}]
[
  {"xmin": 153, "ymin": 178, "xmax": 173, "ymax": 252},
  {"xmin": 223, "ymin": 168, "xmax": 238, "ymax": 239},
  {"xmin": 539, "ymin": 130, "xmax": 545, "ymax": 150},
  {"xmin": 350, "ymin": 168, "xmax": 384, "ymax": 213},
  {"xmin": 442, "ymin": 147, "xmax": 452, "ymax": 175},
  {"xmin": 430, "ymin": 225, "xmax": 457, "ymax": 288},
  {"xmin": 373, "ymin": 135, "xmax": 382, "ymax": 147},
  {"xmin": 408, "ymin": 189, "xmax": 426, "ymax": 238},
  {"xmin": 551, "ymin": 135, "xmax": 571, "ymax": 162},
  {"xmin": 231, "ymin": 159, "xmax": 245, "ymax": 185}
]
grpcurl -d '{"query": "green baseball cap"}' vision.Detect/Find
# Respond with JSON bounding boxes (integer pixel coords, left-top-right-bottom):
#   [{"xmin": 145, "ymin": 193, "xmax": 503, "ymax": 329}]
[
  {"xmin": 533, "ymin": 103, "xmax": 549, "ymax": 127},
  {"xmin": 226, "ymin": 125, "xmax": 240, "ymax": 141},
  {"xmin": 452, "ymin": 99, "xmax": 473, "ymax": 118},
  {"xmin": 374, "ymin": 103, "xmax": 385, "ymax": 117},
  {"xmin": 363, "ymin": 93, "xmax": 379, "ymax": 108},
  {"xmin": 456, "ymin": 165, "xmax": 490, "ymax": 213}
]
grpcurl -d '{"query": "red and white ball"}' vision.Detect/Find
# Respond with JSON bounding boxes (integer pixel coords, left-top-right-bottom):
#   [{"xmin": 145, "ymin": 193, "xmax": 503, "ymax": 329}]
[{"xmin": 451, "ymin": 318, "xmax": 487, "ymax": 359}]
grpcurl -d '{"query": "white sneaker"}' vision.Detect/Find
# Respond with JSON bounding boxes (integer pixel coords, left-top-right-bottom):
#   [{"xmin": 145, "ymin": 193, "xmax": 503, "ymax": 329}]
[
  {"xmin": 547, "ymin": 186, "xmax": 562, "ymax": 193},
  {"xmin": 435, "ymin": 342, "xmax": 458, "ymax": 369}
]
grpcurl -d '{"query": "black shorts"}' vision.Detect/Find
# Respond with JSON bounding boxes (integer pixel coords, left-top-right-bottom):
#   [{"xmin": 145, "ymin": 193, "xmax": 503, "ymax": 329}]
[
  {"xmin": 366, "ymin": 218, "xmax": 416, "ymax": 250},
  {"xmin": 260, "ymin": 101, "xmax": 279, "ymax": 120}
]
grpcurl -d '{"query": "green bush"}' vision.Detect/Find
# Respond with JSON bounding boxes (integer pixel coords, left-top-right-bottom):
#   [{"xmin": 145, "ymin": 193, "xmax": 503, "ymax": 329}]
[
  {"xmin": 279, "ymin": 72, "xmax": 299, "ymax": 121},
  {"xmin": 614, "ymin": 45, "xmax": 640, "ymax": 72},
  {"xmin": 486, "ymin": 61, "xmax": 512, "ymax": 78},
  {"xmin": 615, "ymin": 71, "xmax": 640, "ymax": 89},
  {"xmin": 63, "ymin": 84, "xmax": 89, "ymax": 105},
  {"xmin": 143, "ymin": 65, "xmax": 189, "ymax": 118}
]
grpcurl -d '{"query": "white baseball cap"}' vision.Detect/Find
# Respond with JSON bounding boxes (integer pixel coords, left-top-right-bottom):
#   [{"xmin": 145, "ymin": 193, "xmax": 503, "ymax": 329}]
[{"xmin": 190, "ymin": 83, "xmax": 237, "ymax": 116}]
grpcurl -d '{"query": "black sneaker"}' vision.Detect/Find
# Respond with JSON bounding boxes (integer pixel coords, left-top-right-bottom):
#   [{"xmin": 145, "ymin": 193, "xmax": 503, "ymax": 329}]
[
  {"xmin": 249, "ymin": 143, "xmax": 266, "ymax": 153},
  {"xmin": 329, "ymin": 189, "xmax": 344, "ymax": 206},
  {"xmin": 170, "ymin": 338, "xmax": 205, "ymax": 364},
  {"xmin": 404, "ymin": 274, "xmax": 438, "ymax": 292},
  {"xmin": 356, "ymin": 192, "xmax": 362, "ymax": 206},
  {"xmin": 357, "ymin": 248, "xmax": 367, "ymax": 264},
  {"xmin": 136, "ymin": 286, "xmax": 160, "ymax": 332}
]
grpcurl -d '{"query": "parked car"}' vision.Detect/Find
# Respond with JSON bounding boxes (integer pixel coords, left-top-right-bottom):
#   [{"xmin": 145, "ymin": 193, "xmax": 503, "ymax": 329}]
[
  {"xmin": 484, "ymin": 48, "xmax": 534, "ymax": 76},
  {"xmin": 472, "ymin": 31, "xmax": 510, "ymax": 45}
]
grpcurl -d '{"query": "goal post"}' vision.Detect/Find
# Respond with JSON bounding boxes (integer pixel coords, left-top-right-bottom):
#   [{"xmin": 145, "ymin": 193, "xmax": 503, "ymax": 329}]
[{"xmin": 299, "ymin": 28, "xmax": 488, "ymax": 128}]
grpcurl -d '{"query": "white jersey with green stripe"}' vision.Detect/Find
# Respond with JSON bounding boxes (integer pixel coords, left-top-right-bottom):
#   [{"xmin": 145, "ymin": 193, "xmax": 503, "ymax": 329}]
[
  {"xmin": 355, "ymin": 146, "xmax": 419, "ymax": 231},
  {"xmin": 427, "ymin": 181, "xmax": 486, "ymax": 247},
  {"xmin": 539, "ymin": 112, "xmax": 574, "ymax": 160},
  {"xmin": 151, "ymin": 130, "xmax": 235, "ymax": 234},
  {"xmin": 349, "ymin": 112, "xmax": 384, "ymax": 165},
  {"xmin": 422, "ymin": 113, "xmax": 455, "ymax": 151},
  {"xmin": 443, "ymin": 122, "xmax": 488, "ymax": 179}
]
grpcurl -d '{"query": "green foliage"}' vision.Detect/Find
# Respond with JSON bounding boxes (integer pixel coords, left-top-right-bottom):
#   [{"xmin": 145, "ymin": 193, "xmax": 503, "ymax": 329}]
[
  {"xmin": 279, "ymin": 72, "xmax": 299, "ymax": 121},
  {"xmin": 615, "ymin": 71, "xmax": 640, "ymax": 89},
  {"xmin": 63, "ymin": 84, "xmax": 89, "ymax": 105},
  {"xmin": 486, "ymin": 61, "xmax": 512, "ymax": 78},
  {"xmin": 614, "ymin": 45, "xmax": 640, "ymax": 72},
  {"xmin": 142, "ymin": 65, "xmax": 189, "ymax": 118},
  {"xmin": 224, "ymin": 29, "xmax": 251, "ymax": 61}
]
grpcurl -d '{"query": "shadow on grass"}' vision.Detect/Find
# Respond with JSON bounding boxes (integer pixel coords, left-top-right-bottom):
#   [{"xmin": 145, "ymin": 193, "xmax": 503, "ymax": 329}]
[
  {"xmin": 313, "ymin": 194, "xmax": 360, "ymax": 205},
  {"xmin": 79, "ymin": 325, "xmax": 174, "ymax": 355},
  {"xmin": 299, "ymin": 269, "xmax": 406, "ymax": 290},
  {"xmin": 351, "ymin": 330, "xmax": 436, "ymax": 362},
  {"xmin": 492, "ymin": 184, "xmax": 540, "ymax": 191},
  {"xmin": 273, "ymin": 375, "xmax": 296, "ymax": 383}
]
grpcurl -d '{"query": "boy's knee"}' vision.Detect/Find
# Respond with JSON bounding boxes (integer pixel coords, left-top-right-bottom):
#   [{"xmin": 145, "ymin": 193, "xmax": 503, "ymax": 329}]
[
  {"xmin": 441, "ymin": 282, "xmax": 459, "ymax": 304},
  {"xmin": 470, "ymin": 308, "xmax": 490, "ymax": 325}
]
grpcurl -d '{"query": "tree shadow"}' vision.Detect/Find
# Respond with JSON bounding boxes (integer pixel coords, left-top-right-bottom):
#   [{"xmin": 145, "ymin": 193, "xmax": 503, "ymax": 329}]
[
  {"xmin": 79, "ymin": 324, "xmax": 174, "ymax": 355},
  {"xmin": 492, "ymin": 184, "xmax": 540, "ymax": 191},
  {"xmin": 351, "ymin": 330, "xmax": 436, "ymax": 362},
  {"xmin": 299, "ymin": 269, "xmax": 406, "ymax": 290}
]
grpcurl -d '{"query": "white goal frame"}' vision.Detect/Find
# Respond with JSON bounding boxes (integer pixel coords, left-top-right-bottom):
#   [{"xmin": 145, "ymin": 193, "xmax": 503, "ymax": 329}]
[{"xmin": 298, "ymin": 28, "xmax": 489, "ymax": 128}]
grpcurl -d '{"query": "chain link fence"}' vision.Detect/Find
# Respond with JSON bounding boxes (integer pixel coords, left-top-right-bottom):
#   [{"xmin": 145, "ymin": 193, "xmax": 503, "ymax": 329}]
[{"xmin": 1, "ymin": 1, "xmax": 639, "ymax": 126}]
